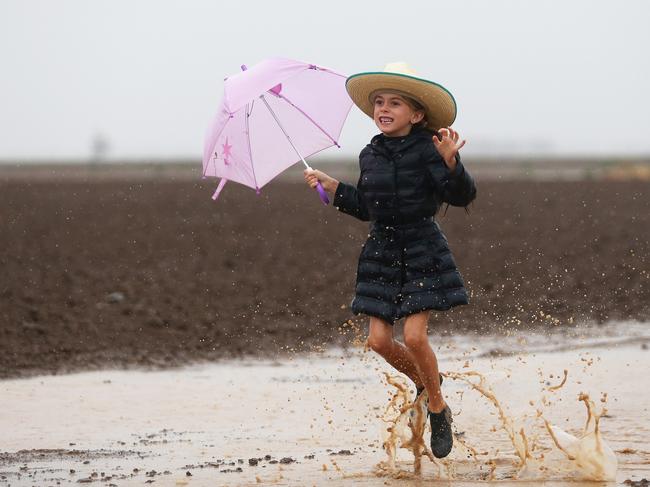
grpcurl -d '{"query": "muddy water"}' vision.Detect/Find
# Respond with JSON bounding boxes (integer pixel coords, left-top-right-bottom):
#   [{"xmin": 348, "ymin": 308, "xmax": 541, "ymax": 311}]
[{"xmin": 1, "ymin": 322, "xmax": 649, "ymax": 486}]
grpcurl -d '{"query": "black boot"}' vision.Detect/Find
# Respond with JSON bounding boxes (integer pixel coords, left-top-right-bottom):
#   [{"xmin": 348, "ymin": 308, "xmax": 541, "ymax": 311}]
[{"xmin": 429, "ymin": 404, "xmax": 453, "ymax": 458}]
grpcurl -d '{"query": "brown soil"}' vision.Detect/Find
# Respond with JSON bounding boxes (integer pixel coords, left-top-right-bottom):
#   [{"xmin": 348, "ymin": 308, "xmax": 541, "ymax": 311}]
[{"xmin": 1, "ymin": 174, "xmax": 648, "ymax": 379}]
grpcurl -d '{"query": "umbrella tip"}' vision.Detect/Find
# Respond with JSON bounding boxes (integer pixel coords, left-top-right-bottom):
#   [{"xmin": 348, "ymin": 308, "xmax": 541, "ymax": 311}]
[
  {"xmin": 241, "ymin": 64, "xmax": 248, "ymax": 71},
  {"xmin": 255, "ymin": 186, "xmax": 261, "ymax": 195}
]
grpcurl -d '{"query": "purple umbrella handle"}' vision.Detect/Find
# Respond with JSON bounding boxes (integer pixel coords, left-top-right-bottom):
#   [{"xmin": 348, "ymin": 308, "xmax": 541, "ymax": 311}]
[{"xmin": 315, "ymin": 182, "xmax": 329, "ymax": 205}]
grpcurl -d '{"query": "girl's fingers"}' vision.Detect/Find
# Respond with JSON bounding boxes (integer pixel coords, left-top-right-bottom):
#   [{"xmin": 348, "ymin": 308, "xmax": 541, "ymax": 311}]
[
  {"xmin": 457, "ymin": 139, "xmax": 466, "ymax": 150},
  {"xmin": 304, "ymin": 170, "xmax": 320, "ymax": 188}
]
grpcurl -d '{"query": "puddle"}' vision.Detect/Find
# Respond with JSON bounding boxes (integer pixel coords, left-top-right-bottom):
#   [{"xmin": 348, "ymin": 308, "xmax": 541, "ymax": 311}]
[{"xmin": 1, "ymin": 321, "xmax": 649, "ymax": 486}]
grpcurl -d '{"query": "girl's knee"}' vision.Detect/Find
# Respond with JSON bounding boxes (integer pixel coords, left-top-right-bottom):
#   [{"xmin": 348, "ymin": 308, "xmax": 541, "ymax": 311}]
[
  {"xmin": 367, "ymin": 334, "xmax": 393, "ymax": 356},
  {"xmin": 403, "ymin": 331, "xmax": 429, "ymax": 352},
  {"xmin": 368, "ymin": 317, "xmax": 394, "ymax": 356},
  {"xmin": 403, "ymin": 311, "xmax": 431, "ymax": 351}
]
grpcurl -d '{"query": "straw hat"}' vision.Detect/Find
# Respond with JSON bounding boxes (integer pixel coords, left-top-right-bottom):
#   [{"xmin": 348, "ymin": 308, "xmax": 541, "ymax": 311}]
[{"xmin": 345, "ymin": 62, "xmax": 457, "ymax": 130}]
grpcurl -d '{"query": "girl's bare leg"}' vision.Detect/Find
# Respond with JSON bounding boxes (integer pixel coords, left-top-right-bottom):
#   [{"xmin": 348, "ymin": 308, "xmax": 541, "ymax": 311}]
[
  {"xmin": 402, "ymin": 311, "xmax": 445, "ymax": 413},
  {"xmin": 366, "ymin": 316, "xmax": 424, "ymax": 389}
]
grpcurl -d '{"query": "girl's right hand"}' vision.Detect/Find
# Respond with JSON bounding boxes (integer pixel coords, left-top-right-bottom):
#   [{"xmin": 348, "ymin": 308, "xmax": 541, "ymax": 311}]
[
  {"xmin": 304, "ymin": 169, "xmax": 339, "ymax": 194},
  {"xmin": 433, "ymin": 127, "xmax": 466, "ymax": 170}
]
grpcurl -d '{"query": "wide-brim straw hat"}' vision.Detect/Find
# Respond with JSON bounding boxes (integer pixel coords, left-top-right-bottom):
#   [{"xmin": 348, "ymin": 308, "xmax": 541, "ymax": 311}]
[{"xmin": 346, "ymin": 62, "xmax": 457, "ymax": 130}]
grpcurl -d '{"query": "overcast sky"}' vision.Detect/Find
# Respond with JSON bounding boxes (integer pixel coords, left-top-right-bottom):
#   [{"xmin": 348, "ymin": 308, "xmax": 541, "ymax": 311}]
[{"xmin": 1, "ymin": 0, "xmax": 649, "ymax": 161}]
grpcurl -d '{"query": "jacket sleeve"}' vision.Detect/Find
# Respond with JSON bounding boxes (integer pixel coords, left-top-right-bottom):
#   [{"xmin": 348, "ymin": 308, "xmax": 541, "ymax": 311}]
[
  {"xmin": 441, "ymin": 153, "xmax": 477, "ymax": 207},
  {"xmin": 426, "ymin": 145, "xmax": 477, "ymax": 207},
  {"xmin": 332, "ymin": 175, "xmax": 370, "ymax": 221}
]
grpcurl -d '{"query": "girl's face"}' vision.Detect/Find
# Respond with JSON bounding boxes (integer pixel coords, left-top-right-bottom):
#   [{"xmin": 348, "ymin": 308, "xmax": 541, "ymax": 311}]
[{"xmin": 372, "ymin": 92, "xmax": 425, "ymax": 137}]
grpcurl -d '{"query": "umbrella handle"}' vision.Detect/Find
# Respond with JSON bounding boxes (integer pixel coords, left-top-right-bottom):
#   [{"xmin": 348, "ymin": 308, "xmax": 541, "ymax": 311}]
[{"xmin": 315, "ymin": 182, "xmax": 329, "ymax": 205}]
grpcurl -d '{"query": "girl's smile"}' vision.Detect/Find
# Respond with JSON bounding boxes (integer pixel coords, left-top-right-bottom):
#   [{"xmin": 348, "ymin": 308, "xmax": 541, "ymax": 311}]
[{"xmin": 372, "ymin": 92, "xmax": 425, "ymax": 137}]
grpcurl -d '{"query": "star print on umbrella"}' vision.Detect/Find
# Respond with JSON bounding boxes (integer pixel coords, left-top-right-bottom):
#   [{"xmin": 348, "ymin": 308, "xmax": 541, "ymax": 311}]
[{"xmin": 221, "ymin": 137, "xmax": 232, "ymax": 165}]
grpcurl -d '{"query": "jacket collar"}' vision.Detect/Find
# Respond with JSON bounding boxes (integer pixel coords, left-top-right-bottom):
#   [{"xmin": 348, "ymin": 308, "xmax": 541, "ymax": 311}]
[{"xmin": 368, "ymin": 126, "xmax": 431, "ymax": 157}]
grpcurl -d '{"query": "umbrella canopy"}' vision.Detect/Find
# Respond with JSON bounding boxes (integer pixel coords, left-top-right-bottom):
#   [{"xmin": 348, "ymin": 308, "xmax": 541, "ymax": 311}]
[{"xmin": 202, "ymin": 57, "xmax": 353, "ymax": 201}]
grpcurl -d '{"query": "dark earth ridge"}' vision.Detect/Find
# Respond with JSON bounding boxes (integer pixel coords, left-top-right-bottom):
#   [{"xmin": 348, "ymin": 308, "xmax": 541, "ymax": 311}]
[{"xmin": 1, "ymin": 177, "xmax": 648, "ymax": 379}]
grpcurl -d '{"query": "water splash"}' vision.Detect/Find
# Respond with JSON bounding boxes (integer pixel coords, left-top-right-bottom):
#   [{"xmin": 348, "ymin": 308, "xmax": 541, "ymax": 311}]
[
  {"xmin": 374, "ymin": 373, "xmax": 434, "ymax": 478},
  {"xmin": 377, "ymin": 369, "xmax": 617, "ymax": 481},
  {"xmin": 538, "ymin": 393, "xmax": 617, "ymax": 480}
]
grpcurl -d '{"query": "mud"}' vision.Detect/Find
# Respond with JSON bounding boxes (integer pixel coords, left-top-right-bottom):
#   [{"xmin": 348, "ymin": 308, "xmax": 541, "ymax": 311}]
[{"xmin": 1, "ymin": 171, "xmax": 649, "ymax": 379}]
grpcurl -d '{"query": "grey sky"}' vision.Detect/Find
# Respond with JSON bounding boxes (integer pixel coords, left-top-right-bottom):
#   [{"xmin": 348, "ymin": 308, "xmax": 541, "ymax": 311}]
[{"xmin": 1, "ymin": 0, "xmax": 649, "ymax": 160}]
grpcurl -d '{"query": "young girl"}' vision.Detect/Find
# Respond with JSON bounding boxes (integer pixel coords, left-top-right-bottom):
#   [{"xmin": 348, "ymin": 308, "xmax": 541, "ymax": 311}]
[{"xmin": 304, "ymin": 63, "xmax": 476, "ymax": 459}]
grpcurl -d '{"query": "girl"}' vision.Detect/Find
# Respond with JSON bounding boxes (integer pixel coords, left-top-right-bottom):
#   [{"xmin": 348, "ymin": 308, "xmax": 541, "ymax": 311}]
[{"xmin": 304, "ymin": 63, "xmax": 476, "ymax": 458}]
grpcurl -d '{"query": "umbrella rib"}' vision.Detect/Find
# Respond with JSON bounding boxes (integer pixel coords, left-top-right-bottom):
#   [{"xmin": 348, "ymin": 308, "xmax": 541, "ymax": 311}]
[
  {"xmin": 275, "ymin": 93, "xmax": 341, "ymax": 148},
  {"xmin": 245, "ymin": 101, "xmax": 260, "ymax": 191},
  {"xmin": 260, "ymin": 94, "xmax": 311, "ymax": 170}
]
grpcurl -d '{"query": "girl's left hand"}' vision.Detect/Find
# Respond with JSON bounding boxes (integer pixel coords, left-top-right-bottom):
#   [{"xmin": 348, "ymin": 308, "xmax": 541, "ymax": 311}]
[{"xmin": 433, "ymin": 127, "xmax": 466, "ymax": 171}]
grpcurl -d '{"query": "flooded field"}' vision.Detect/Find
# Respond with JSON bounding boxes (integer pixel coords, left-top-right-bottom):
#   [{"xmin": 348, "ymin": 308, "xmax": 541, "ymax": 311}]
[{"xmin": 2, "ymin": 321, "xmax": 649, "ymax": 486}]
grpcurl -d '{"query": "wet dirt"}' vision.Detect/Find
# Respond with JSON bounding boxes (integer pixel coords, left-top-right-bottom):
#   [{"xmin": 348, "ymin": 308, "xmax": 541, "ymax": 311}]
[
  {"xmin": 1, "ymin": 174, "xmax": 649, "ymax": 379},
  {"xmin": 1, "ymin": 323, "xmax": 649, "ymax": 486}
]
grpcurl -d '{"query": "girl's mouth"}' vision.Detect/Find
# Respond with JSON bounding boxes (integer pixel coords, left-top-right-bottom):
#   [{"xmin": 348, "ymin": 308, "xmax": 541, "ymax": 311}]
[{"xmin": 379, "ymin": 117, "xmax": 394, "ymax": 125}]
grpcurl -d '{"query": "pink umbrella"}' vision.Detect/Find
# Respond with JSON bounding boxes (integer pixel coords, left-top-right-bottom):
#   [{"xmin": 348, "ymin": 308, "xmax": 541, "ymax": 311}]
[{"xmin": 202, "ymin": 57, "xmax": 353, "ymax": 204}]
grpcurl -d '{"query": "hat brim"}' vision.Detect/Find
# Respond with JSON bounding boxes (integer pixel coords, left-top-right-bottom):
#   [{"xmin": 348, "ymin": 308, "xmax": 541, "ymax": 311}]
[{"xmin": 345, "ymin": 72, "xmax": 457, "ymax": 130}]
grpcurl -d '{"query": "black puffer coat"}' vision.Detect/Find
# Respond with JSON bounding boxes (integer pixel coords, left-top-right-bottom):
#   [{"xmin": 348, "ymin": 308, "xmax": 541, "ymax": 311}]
[{"xmin": 333, "ymin": 126, "xmax": 477, "ymax": 324}]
